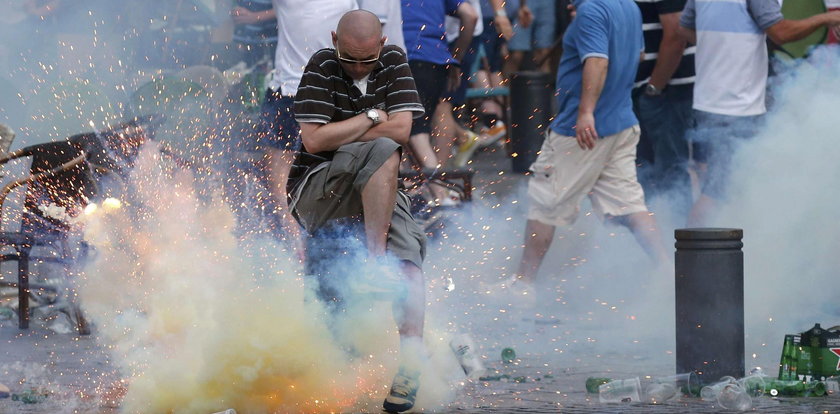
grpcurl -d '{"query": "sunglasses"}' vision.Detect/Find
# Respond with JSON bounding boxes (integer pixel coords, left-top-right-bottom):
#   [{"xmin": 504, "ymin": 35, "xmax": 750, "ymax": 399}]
[{"xmin": 336, "ymin": 48, "xmax": 380, "ymax": 65}]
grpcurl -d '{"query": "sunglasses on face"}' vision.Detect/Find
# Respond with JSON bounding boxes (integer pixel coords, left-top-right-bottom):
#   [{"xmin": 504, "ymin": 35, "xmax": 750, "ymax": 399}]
[{"xmin": 336, "ymin": 48, "xmax": 380, "ymax": 65}]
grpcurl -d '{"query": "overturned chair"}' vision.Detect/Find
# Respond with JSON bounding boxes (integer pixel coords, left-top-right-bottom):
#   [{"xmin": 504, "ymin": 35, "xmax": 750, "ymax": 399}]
[{"xmin": 0, "ymin": 118, "xmax": 155, "ymax": 334}]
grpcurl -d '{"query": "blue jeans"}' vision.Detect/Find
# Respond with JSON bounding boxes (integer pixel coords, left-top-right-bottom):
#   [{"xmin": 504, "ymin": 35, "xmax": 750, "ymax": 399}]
[
  {"xmin": 690, "ymin": 110, "xmax": 764, "ymax": 199},
  {"xmin": 634, "ymin": 85, "xmax": 694, "ymax": 216}
]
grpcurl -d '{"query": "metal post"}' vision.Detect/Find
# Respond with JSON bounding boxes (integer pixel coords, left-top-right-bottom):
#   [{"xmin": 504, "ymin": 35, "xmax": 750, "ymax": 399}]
[
  {"xmin": 675, "ymin": 228, "xmax": 744, "ymax": 383},
  {"xmin": 509, "ymin": 71, "xmax": 553, "ymax": 173}
]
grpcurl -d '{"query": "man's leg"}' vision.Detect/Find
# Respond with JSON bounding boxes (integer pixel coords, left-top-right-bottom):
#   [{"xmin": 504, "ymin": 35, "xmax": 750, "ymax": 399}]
[
  {"xmin": 409, "ymin": 133, "xmax": 451, "ymax": 203},
  {"xmin": 361, "ymin": 151, "xmax": 400, "ymax": 256},
  {"xmin": 266, "ymin": 147, "xmax": 304, "ymax": 259},
  {"xmin": 618, "ymin": 211, "xmax": 671, "ymax": 265},
  {"xmin": 381, "ymin": 208, "xmax": 427, "ymax": 413},
  {"xmin": 516, "ymin": 219, "xmax": 556, "ymax": 284},
  {"xmin": 687, "ymin": 193, "xmax": 716, "ymax": 227},
  {"xmin": 394, "ymin": 261, "xmax": 425, "ymax": 338},
  {"xmin": 503, "ymin": 50, "xmax": 525, "ymax": 78},
  {"xmin": 533, "ymin": 47, "xmax": 553, "ymax": 73},
  {"xmin": 685, "ymin": 111, "xmax": 759, "ymax": 227},
  {"xmin": 431, "ymin": 100, "xmax": 457, "ymax": 166}
]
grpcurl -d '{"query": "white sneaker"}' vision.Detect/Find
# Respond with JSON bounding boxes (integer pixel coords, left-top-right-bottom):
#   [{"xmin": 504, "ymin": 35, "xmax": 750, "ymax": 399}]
[
  {"xmin": 494, "ymin": 275, "xmax": 536, "ymax": 303},
  {"xmin": 477, "ymin": 121, "xmax": 506, "ymax": 149}
]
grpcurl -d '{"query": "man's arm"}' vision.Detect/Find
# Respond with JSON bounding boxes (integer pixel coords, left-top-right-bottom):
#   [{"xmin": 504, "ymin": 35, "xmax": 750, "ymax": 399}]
[
  {"xmin": 231, "ymin": 6, "xmax": 276, "ymax": 25},
  {"xmin": 359, "ymin": 111, "xmax": 413, "ymax": 143},
  {"xmin": 448, "ymin": 1, "xmax": 479, "ymax": 91},
  {"xmin": 576, "ymin": 57, "xmax": 608, "ymax": 150},
  {"xmin": 451, "ymin": 1, "xmax": 478, "ymax": 63},
  {"xmin": 299, "ymin": 108, "xmax": 388, "ymax": 153},
  {"xmin": 489, "ymin": 0, "xmax": 514, "ymax": 39},
  {"xmin": 765, "ymin": 12, "xmax": 840, "ymax": 44},
  {"xmin": 519, "ymin": 0, "xmax": 534, "ymax": 28},
  {"xmin": 648, "ymin": 12, "xmax": 688, "ymax": 90},
  {"xmin": 677, "ymin": 25, "xmax": 696, "ymax": 44},
  {"xmin": 677, "ymin": 0, "xmax": 697, "ymax": 44}
]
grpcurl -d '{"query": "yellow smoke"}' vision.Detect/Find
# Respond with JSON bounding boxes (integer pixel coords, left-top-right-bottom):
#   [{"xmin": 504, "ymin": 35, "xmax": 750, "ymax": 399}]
[{"xmin": 77, "ymin": 145, "xmax": 399, "ymax": 413}]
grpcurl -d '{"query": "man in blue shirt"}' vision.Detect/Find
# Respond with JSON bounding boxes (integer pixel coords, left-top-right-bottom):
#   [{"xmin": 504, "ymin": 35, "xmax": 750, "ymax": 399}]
[
  {"xmin": 401, "ymin": 0, "xmax": 476, "ymax": 205},
  {"xmin": 511, "ymin": 0, "xmax": 669, "ymax": 293}
]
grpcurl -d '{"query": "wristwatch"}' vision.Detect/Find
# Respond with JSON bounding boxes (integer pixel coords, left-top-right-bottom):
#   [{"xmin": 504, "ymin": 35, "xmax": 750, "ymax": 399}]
[
  {"xmin": 495, "ymin": 9, "xmax": 508, "ymax": 18},
  {"xmin": 644, "ymin": 83, "xmax": 663, "ymax": 96},
  {"xmin": 366, "ymin": 109, "xmax": 382, "ymax": 125}
]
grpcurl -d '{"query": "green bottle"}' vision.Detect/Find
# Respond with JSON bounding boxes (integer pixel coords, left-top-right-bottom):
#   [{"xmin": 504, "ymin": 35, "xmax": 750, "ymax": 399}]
[
  {"xmin": 807, "ymin": 381, "xmax": 827, "ymax": 397},
  {"xmin": 798, "ymin": 324, "xmax": 823, "ymax": 380},
  {"xmin": 585, "ymin": 377, "xmax": 612, "ymax": 393},
  {"xmin": 501, "ymin": 348, "xmax": 516, "ymax": 363},
  {"xmin": 10, "ymin": 388, "xmax": 48, "ymax": 404},
  {"xmin": 779, "ymin": 334, "xmax": 796, "ymax": 380},
  {"xmin": 766, "ymin": 379, "xmax": 826, "ymax": 397}
]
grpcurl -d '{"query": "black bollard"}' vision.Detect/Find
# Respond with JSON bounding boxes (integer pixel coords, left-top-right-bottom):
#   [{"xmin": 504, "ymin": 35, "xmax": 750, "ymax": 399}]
[
  {"xmin": 675, "ymin": 228, "xmax": 745, "ymax": 383},
  {"xmin": 509, "ymin": 71, "xmax": 553, "ymax": 173}
]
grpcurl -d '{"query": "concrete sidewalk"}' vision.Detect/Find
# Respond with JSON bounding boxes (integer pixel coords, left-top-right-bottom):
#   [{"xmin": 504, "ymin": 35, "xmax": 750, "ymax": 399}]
[{"xmin": 1, "ymin": 144, "xmax": 838, "ymax": 413}]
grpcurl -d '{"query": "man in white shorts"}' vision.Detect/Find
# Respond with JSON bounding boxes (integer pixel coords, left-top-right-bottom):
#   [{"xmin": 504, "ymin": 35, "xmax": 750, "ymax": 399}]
[{"xmin": 512, "ymin": 0, "xmax": 670, "ymax": 292}]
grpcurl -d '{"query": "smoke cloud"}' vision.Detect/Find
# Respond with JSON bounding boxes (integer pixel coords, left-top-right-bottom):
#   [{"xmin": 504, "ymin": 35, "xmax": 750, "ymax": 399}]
[{"xmin": 709, "ymin": 46, "xmax": 840, "ymax": 370}]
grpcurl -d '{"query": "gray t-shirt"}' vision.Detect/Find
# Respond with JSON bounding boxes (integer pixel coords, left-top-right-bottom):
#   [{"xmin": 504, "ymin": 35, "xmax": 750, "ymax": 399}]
[{"xmin": 681, "ymin": 0, "xmax": 783, "ymax": 31}]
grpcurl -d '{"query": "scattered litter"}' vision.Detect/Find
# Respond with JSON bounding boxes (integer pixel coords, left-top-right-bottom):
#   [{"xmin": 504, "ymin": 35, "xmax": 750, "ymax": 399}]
[
  {"xmin": 478, "ymin": 374, "xmax": 510, "ymax": 382},
  {"xmin": 10, "ymin": 388, "xmax": 49, "ymax": 404}
]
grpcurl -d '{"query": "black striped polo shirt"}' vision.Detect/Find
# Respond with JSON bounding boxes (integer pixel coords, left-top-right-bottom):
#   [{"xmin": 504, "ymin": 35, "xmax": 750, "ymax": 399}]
[
  {"xmin": 634, "ymin": 0, "xmax": 696, "ymax": 89},
  {"xmin": 295, "ymin": 45, "xmax": 424, "ymax": 132}
]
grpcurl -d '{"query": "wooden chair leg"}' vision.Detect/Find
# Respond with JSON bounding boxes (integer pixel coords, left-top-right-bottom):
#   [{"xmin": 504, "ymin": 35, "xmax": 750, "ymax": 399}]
[
  {"xmin": 72, "ymin": 303, "xmax": 90, "ymax": 335},
  {"xmin": 17, "ymin": 249, "xmax": 29, "ymax": 330},
  {"xmin": 70, "ymin": 242, "xmax": 91, "ymax": 335}
]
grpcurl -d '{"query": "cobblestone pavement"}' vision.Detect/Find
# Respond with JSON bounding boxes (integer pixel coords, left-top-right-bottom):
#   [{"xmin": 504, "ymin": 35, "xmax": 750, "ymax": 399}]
[{"xmin": 2, "ymin": 146, "xmax": 839, "ymax": 413}]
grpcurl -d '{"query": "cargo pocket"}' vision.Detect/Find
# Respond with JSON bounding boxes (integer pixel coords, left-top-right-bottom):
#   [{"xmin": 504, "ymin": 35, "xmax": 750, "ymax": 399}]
[{"xmin": 527, "ymin": 135, "xmax": 560, "ymax": 209}]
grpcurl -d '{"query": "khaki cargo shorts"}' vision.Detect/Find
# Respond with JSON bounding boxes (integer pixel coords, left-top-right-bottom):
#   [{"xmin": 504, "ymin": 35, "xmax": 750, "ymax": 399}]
[
  {"xmin": 527, "ymin": 125, "xmax": 648, "ymax": 226},
  {"xmin": 290, "ymin": 138, "xmax": 426, "ymax": 268}
]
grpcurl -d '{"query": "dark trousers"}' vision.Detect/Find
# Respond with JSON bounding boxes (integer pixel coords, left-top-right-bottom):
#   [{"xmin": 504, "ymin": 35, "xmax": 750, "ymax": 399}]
[{"xmin": 633, "ymin": 85, "xmax": 694, "ymax": 217}]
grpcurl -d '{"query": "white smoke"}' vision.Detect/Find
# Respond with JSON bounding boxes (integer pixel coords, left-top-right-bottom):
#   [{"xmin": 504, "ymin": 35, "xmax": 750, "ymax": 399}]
[{"xmin": 709, "ymin": 46, "xmax": 840, "ymax": 370}]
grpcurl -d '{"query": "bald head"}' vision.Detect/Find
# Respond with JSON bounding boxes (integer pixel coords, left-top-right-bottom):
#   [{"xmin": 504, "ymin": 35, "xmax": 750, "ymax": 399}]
[
  {"xmin": 331, "ymin": 10, "xmax": 386, "ymax": 80},
  {"xmin": 335, "ymin": 9, "xmax": 383, "ymax": 42}
]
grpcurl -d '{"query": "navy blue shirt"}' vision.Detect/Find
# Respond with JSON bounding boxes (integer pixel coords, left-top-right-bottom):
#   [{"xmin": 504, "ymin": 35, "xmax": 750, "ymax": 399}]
[
  {"xmin": 550, "ymin": 0, "xmax": 643, "ymax": 137},
  {"xmin": 401, "ymin": 0, "xmax": 464, "ymax": 64}
]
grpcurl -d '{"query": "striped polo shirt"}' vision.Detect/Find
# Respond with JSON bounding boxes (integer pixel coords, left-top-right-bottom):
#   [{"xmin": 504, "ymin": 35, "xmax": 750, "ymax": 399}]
[
  {"xmin": 294, "ymin": 45, "xmax": 425, "ymax": 155},
  {"xmin": 634, "ymin": 0, "xmax": 696, "ymax": 89},
  {"xmin": 680, "ymin": 0, "xmax": 783, "ymax": 116}
]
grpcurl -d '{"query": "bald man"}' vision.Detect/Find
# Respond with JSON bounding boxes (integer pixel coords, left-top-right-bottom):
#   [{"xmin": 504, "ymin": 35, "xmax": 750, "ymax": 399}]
[{"xmin": 290, "ymin": 10, "xmax": 427, "ymax": 413}]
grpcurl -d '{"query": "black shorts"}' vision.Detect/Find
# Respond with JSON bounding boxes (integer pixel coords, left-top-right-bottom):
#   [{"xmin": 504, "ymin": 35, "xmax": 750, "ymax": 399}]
[
  {"xmin": 408, "ymin": 60, "xmax": 447, "ymax": 135},
  {"xmin": 255, "ymin": 88, "xmax": 301, "ymax": 152}
]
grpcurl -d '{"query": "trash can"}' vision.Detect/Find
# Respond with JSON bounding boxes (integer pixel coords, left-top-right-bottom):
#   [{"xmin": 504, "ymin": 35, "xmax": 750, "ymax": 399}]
[
  {"xmin": 675, "ymin": 228, "xmax": 745, "ymax": 383},
  {"xmin": 509, "ymin": 71, "xmax": 553, "ymax": 173}
]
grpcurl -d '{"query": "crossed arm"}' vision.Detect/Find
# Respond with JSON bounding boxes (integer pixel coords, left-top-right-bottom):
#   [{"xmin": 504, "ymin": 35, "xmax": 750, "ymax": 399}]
[{"xmin": 299, "ymin": 111, "xmax": 413, "ymax": 154}]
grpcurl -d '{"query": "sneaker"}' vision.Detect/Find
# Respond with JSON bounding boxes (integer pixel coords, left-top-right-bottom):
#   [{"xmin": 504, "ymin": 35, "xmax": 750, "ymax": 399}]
[
  {"xmin": 383, "ymin": 366, "xmax": 421, "ymax": 413},
  {"xmin": 453, "ymin": 130, "xmax": 479, "ymax": 167},
  {"xmin": 477, "ymin": 121, "xmax": 506, "ymax": 149},
  {"xmin": 494, "ymin": 275, "xmax": 536, "ymax": 307}
]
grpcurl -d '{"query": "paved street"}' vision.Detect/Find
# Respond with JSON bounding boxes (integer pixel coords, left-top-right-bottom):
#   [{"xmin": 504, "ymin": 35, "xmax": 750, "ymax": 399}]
[{"xmin": 2, "ymin": 144, "xmax": 840, "ymax": 413}]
